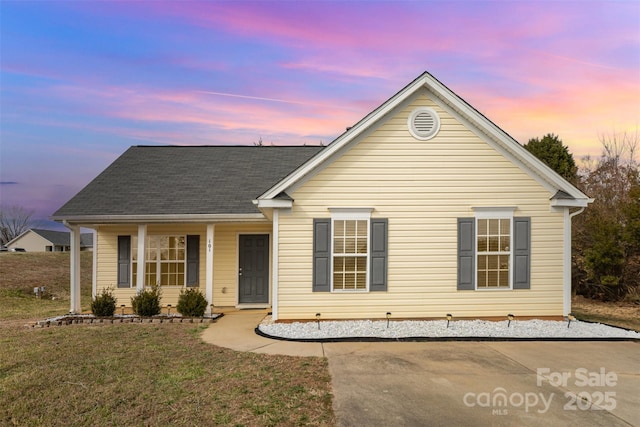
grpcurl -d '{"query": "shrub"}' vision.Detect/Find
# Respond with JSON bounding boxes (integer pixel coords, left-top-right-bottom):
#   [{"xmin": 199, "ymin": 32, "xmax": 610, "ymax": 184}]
[
  {"xmin": 91, "ymin": 288, "xmax": 116, "ymax": 317},
  {"xmin": 176, "ymin": 288, "xmax": 208, "ymax": 317},
  {"xmin": 131, "ymin": 284, "xmax": 162, "ymax": 316}
]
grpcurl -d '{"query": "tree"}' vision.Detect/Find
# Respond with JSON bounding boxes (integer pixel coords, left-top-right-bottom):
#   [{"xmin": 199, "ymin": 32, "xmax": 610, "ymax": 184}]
[
  {"xmin": 524, "ymin": 133, "xmax": 578, "ymax": 183},
  {"xmin": 573, "ymin": 131, "xmax": 639, "ymax": 301},
  {"xmin": 0, "ymin": 205, "xmax": 36, "ymax": 245}
]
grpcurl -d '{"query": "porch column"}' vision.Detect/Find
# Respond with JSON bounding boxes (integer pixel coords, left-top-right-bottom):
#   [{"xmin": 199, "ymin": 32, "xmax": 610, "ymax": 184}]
[
  {"xmin": 271, "ymin": 209, "xmax": 279, "ymax": 320},
  {"xmin": 92, "ymin": 229, "xmax": 97, "ymax": 299},
  {"xmin": 205, "ymin": 224, "xmax": 215, "ymax": 315},
  {"xmin": 68, "ymin": 224, "xmax": 81, "ymax": 314},
  {"xmin": 136, "ymin": 225, "xmax": 147, "ymax": 292}
]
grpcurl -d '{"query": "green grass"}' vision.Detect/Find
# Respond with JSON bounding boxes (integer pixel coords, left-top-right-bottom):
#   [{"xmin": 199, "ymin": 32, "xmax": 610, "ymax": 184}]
[
  {"xmin": 0, "ymin": 252, "xmax": 336, "ymax": 426},
  {"xmin": 0, "ymin": 252, "xmax": 93, "ymax": 320},
  {"xmin": 0, "ymin": 323, "xmax": 335, "ymax": 426}
]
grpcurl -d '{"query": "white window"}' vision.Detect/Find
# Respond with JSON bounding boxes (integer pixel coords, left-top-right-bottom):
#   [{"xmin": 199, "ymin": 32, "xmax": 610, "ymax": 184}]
[
  {"xmin": 132, "ymin": 235, "xmax": 186, "ymax": 286},
  {"xmin": 474, "ymin": 208, "xmax": 514, "ymax": 290},
  {"xmin": 330, "ymin": 209, "xmax": 372, "ymax": 291}
]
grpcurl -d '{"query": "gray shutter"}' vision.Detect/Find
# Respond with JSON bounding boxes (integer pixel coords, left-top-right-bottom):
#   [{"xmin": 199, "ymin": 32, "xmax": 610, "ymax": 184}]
[
  {"xmin": 117, "ymin": 235, "xmax": 131, "ymax": 288},
  {"xmin": 513, "ymin": 217, "xmax": 531, "ymax": 289},
  {"xmin": 370, "ymin": 218, "xmax": 388, "ymax": 291},
  {"xmin": 313, "ymin": 219, "xmax": 331, "ymax": 292},
  {"xmin": 186, "ymin": 235, "xmax": 200, "ymax": 287},
  {"xmin": 457, "ymin": 218, "xmax": 475, "ymax": 290}
]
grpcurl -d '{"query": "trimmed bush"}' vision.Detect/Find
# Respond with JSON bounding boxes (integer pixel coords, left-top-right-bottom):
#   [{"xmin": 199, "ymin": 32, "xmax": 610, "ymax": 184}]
[
  {"xmin": 176, "ymin": 288, "xmax": 208, "ymax": 317},
  {"xmin": 131, "ymin": 284, "xmax": 162, "ymax": 316},
  {"xmin": 91, "ymin": 288, "xmax": 116, "ymax": 316}
]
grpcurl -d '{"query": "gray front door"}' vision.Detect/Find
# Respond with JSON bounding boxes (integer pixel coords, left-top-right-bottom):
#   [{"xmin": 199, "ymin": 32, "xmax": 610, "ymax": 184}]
[{"xmin": 238, "ymin": 234, "xmax": 269, "ymax": 304}]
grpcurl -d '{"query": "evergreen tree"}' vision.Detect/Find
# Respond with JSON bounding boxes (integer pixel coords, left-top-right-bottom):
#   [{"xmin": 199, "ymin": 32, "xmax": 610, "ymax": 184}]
[{"xmin": 524, "ymin": 133, "xmax": 578, "ymax": 183}]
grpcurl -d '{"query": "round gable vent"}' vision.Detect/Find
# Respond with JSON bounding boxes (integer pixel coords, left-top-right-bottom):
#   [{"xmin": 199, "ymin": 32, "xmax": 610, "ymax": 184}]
[{"xmin": 408, "ymin": 107, "xmax": 440, "ymax": 140}]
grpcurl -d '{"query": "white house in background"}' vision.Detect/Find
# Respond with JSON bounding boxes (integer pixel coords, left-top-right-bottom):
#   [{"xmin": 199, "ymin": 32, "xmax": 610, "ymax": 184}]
[{"xmin": 6, "ymin": 229, "xmax": 93, "ymax": 252}]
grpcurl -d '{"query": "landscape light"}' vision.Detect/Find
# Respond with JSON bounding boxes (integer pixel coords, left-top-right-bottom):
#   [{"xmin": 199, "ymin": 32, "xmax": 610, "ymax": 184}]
[
  {"xmin": 386, "ymin": 312, "xmax": 392, "ymax": 328},
  {"xmin": 167, "ymin": 304, "xmax": 172, "ymax": 316},
  {"xmin": 507, "ymin": 314, "xmax": 515, "ymax": 328},
  {"xmin": 121, "ymin": 304, "xmax": 125, "ymax": 315},
  {"xmin": 446, "ymin": 313, "xmax": 453, "ymax": 328},
  {"xmin": 567, "ymin": 313, "xmax": 576, "ymax": 328},
  {"xmin": 316, "ymin": 313, "xmax": 321, "ymax": 330}
]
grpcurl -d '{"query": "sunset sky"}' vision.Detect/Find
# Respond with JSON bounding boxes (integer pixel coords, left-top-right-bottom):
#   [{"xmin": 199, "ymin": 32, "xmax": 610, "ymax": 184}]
[{"xmin": 1, "ymin": 1, "xmax": 639, "ymax": 227}]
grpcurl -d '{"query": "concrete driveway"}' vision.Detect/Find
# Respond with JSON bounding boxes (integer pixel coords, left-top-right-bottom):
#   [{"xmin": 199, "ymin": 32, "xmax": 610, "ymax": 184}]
[
  {"xmin": 202, "ymin": 312, "xmax": 639, "ymax": 426},
  {"xmin": 324, "ymin": 341, "xmax": 639, "ymax": 427}
]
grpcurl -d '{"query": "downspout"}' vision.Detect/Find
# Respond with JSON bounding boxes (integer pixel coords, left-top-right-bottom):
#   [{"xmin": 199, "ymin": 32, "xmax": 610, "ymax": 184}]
[{"xmin": 563, "ymin": 207, "xmax": 586, "ymax": 316}]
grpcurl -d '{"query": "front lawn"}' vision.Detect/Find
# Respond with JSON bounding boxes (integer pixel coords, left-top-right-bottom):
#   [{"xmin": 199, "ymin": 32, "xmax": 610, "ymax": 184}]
[{"xmin": 0, "ymin": 323, "xmax": 335, "ymax": 426}]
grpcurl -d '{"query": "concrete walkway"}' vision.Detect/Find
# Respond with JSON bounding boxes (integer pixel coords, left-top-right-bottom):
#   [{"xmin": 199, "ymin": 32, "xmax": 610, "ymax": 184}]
[{"xmin": 200, "ymin": 309, "xmax": 325, "ymax": 357}]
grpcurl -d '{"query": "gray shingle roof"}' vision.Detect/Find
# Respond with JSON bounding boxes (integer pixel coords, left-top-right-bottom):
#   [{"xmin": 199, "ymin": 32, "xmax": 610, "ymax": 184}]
[{"xmin": 52, "ymin": 146, "xmax": 324, "ymax": 218}]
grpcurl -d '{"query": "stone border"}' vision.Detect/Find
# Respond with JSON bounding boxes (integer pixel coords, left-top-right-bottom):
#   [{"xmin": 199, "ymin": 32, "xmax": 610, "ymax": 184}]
[{"xmin": 28, "ymin": 313, "xmax": 224, "ymax": 328}]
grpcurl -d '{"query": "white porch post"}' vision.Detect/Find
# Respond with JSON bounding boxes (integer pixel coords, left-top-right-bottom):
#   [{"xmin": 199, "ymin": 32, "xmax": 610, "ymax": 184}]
[
  {"xmin": 205, "ymin": 224, "xmax": 215, "ymax": 315},
  {"xmin": 68, "ymin": 224, "xmax": 81, "ymax": 314},
  {"xmin": 136, "ymin": 225, "xmax": 147, "ymax": 292},
  {"xmin": 92, "ymin": 229, "xmax": 97, "ymax": 299},
  {"xmin": 272, "ymin": 209, "xmax": 279, "ymax": 320}
]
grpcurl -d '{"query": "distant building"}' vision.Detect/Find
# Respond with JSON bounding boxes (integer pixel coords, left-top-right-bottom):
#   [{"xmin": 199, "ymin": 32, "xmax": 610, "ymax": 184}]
[{"xmin": 6, "ymin": 229, "xmax": 93, "ymax": 252}]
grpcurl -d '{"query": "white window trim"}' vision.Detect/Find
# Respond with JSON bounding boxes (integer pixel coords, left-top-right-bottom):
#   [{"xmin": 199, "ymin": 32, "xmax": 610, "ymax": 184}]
[
  {"xmin": 473, "ymin": 208, "xmax": 515, "ymax": 291},
  {"xmin": 330, "ymin": 209, "xmax": 372, "ymax": 292},
  {"xmin": 132, "ymin": 234, "xmax": 187, "ymax": 287}
]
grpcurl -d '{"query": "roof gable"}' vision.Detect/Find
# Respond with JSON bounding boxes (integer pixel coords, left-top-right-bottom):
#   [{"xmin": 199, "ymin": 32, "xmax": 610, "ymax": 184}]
[
  {"xmin": 258, "ymin": 72, "xmax": 590, "ymax": 207},
  {"xmin": 8, "ymin": 229, "xmax": 93, "ymax": 247},
  {"xmin": 52, "ymin": 146, "xmax": 323, "ymax": 221}
]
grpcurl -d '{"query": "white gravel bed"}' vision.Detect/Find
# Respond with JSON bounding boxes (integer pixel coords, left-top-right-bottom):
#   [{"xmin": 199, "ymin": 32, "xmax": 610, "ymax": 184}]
[{"xmin": 258, "ymin": 319, "xmax": 640, "ymax": 340}]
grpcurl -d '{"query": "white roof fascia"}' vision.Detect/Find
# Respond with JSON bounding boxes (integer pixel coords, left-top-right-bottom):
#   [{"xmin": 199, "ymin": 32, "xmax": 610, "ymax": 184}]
[
  {"xmin": 424, "ymin": 75, "xmax": 590, "ymax": 202},
  {"xmin": 52, "ymin": 213, "xmax": 267, "ymax": 225},
  {"xmin": 550, "ymin": 198, "xmax": 592, "ymax": 208},
  {"xmin": 254, "ymin": 199, "xmax": 293, "ymax": 209},
  {"xmin": 258, "ymin": 73, "xmax": 432, "ymax": 201},
  {"xmin": 258, "ymin": 71, "xmax": 589, "ymax": 204}
]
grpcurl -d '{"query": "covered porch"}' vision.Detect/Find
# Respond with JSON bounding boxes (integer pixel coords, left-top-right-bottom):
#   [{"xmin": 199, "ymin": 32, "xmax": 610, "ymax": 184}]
[{"xmin": 65, "ymin": 218, "xmax": 281, "ymax": 316}]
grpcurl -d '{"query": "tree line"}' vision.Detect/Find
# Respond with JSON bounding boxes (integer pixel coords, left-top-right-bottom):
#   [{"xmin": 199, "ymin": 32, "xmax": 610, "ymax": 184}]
[{"xmin": 525, "ymin": 133, "xmax": 639, "ymax": 302}]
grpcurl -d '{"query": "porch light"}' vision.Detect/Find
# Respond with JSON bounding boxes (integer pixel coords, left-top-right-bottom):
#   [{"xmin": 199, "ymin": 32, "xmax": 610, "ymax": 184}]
[
  {"xmin": 316, "ymin": 313, "xmax": 321, "ymax": 330},
  {"xmin": 446, "ymin": 314, "xmax": 453, "ymax": 328},
  {"xmin": 507, "ymin": 314, "xmax": 515, "ymax": 328},
  {"xmin": 567, "ymin": 313, "xmax": 576, "ymax": 328},
  {"xmin": 386, "ymin": 312, "xmax": 392, "ymax": 328}
]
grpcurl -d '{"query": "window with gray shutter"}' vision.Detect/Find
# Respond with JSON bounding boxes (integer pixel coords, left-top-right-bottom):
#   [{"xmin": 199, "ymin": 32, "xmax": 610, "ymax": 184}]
[
  {"xmin": 186, "ymin": 235, "xmax": 200, "ymax": 287},
  {"xmin": 370, "ymin": 218, "xmax": 388, "ymax": 291},
  {"xmin": 513, "ymin": 217, "xmax": 531, "ymax": 289},
  {"xmin": 457, "ymin": 218, "xmax": 475, "ymax": 290},
  {"xmin": 313, "ymin": 219, "xmax": 331, "ymax": 292},
  {"xmin": 117, "ymin": 235, "xmax": 131, "ymax": 288}
]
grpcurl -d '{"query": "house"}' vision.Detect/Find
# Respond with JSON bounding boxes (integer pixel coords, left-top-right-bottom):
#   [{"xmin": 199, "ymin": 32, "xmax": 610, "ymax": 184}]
[
  {"xmin": 6, "ymin": 228, "xmax": 93, "ymax": 252},
  {"xmin": 52, "ymin": 72, "xmax": 591, "ymax": 320}
]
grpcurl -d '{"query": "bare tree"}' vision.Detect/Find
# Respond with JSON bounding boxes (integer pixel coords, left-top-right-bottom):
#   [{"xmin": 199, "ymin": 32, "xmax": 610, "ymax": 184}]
[
  {"xmin": 573, "ymin": 130, "xmax": 640, "ymax": 300},
  {"xmin": 0, "ymin": 205, "xmax": 36, "ymax": 245}
]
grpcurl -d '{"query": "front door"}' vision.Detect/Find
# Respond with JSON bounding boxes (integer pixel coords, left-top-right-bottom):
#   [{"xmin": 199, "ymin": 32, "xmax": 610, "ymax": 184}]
[{"xmin": 238, "ymin": 234, "xmax": 269, "ymax": 304}]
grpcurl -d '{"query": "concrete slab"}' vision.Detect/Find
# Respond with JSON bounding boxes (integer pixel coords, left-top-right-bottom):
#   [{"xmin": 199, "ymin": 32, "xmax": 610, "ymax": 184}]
[
  {"xmin": 200, "ymin": 310, "xmax": 324, "ymax": 357},
  {"xmin": 324, "ymin": 341, "xmax": 639, "ymax": 427},
  {"xmin": 200, "ymin": 312, "xmax": 639, "ymax": 426}
]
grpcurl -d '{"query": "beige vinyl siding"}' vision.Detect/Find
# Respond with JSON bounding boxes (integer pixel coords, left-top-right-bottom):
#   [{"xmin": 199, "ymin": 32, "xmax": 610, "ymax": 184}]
[
  {"xmin": 94, "ymin": 223, "xmax": 271, "ymax": 308},
  {"xmin": 7, "ymin": 232, "xmax": 52, "ymax": 252},
  {"xmin": 213, "ymin": 223, "xmax": 272, "ymax": 307},
  {"xmin": 277, "ymin": 91, "xmax": 566, "ymax": 319}
]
